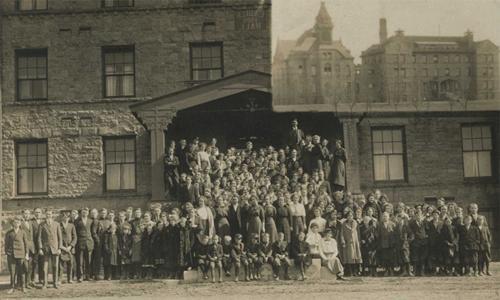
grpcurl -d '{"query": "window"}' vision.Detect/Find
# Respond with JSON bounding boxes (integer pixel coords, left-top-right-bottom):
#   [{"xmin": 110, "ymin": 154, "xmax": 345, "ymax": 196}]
[
  {"xmin": 16, "ymin": 141, "xmax": 48, "ymax": 195},
  {"xmin": 462, "ymin": 125, "xmax": 493, "ymax": 178},
  {"xmin": 190, "ymin": 42, "xmax": 223, "ymax": 81},
  {"xmin": 103, "ymin": 46, "xmax": 135, "ymax": 97},
  {"xmin": 17, "ymin": 0, "xmax": 47, "ymax": 11},
  {"xmin": 324, "ymin": 63, "xmax": 332, "ymax": 73},
  {"xmin": 372, "ymin": 128, "xmax": 406, "ymax": 181},
  {"xmin": 102, "ymin": 0, "xmax": 134, "ymax": 8},
  {"xmin": 16, "ymin": 49, "xmax": 48, "ymax": 101},
  {"xmin": 104, "ymin": 137, "xmax": 136, "ymax": 191}
]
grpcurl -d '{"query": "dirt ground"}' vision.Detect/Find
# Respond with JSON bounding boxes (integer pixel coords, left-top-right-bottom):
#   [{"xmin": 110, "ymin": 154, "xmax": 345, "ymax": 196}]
[{"xmin": 1, "ymin": 263, "xmax": 500, "ymax": 300}]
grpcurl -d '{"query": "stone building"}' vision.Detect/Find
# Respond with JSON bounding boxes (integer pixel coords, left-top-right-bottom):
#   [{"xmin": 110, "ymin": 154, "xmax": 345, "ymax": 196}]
[
  {"xmin": 359, "ymin": 18, "xmax": 499, "ymax": 103},
  {"xmin": 273, "ymin": 2, "xmax": 355, "ymax": 105},
  {"xmin": 1, "ymin": 0, "xmax": 271, "ymax": 211}
]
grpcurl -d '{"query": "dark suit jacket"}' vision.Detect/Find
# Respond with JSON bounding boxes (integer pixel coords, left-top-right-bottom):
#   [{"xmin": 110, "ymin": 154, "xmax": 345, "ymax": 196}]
[
  {"xmin": 409, "ymin": 219, "xmax": 427, "ymax": 247},
  {"xmin": 459, "ymin": 225, "xmax": 480, "ymax": 251},
  {"xmin": 227, "ymin": 205, "xmax": 242, "ymax": 236},
  {"xmin": 5, "ymin": 228, "xmax": 29, "ymax": 258},
  {"xmin": 60, "ymin": 222, "xmax": 77, "ymax": 250},
  {"xmin": 179, "ymin": 183, "xmax": 199, "ymax": 204},
  {"xmin": 21, "ymin": 220, "xmax": 36, "ymax": 254},
  {"xmin": 286, "ymin": 128, "xmax": 305, "ymax": 149},
  {"xmin": 75, "ymin": 217, "xmax": 94, "ymax": 251},
  {"xmin": 31, "ymin": 219, "xmax": 43, "ymax": 252},
  {"xmin": 38, "ymin": 221, "xmax": 63, "ymax": 255}
]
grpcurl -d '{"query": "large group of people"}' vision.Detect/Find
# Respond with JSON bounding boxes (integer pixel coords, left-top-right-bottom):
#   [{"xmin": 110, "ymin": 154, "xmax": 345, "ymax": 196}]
[{"xmin": 4, "ymin": 120, "xmax": 493, "ymax": 294}]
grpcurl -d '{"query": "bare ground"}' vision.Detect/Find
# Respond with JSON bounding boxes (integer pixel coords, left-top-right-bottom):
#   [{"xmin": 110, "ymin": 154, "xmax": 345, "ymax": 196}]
[{"xmin": 1, "ymin": 263, "xmax": 500, "ymax": 300}]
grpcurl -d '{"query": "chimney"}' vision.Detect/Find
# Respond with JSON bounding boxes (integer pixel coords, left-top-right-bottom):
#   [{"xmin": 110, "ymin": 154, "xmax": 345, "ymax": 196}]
[{"xmin": 379, "ymin": 18, "xmax": 387, "ymax": 43}]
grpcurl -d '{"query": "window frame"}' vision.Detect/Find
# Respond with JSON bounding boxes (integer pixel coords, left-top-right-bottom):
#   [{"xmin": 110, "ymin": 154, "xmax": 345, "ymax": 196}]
[
  {"xmin": 460, "ymin": 123, "xmax": 495, "ymax": 180},
  {"xmin": 15, "ymin": 139, "xmax": 48, "ymax": 196},
  {"xmin": 189, "ymin": 41, "xmax": 224, "ymax": 81},
  {"xmin": 101, "ymin": 0, "xmax": 134, "ymax": 8},
  {"xmin": 15, "ymin": 48, "xmax": 48, "ymax": 101},
  {"xmin": 101, "ymin": 45, "xmax": 136, "ymax": 98},
  {"xmin": 103, "ymin": 135, "xmax": 137, "ymax": 192},
  {"xmin": 370, "ymin": 126, "xmax": 408, "ymax": 183},
  {"xmin": 16, "ymin": 0, "xmax": 48, "ymax": 11}
]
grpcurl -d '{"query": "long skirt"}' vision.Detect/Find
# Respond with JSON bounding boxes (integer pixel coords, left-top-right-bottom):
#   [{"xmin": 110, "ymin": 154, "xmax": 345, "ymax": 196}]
[
  {"xmin": 276, "ymin": 218, "xmax": 291, "ymax": 244},
  {"xmin": 131, "ymin": 235, "xmax": 142, "ymax": 263},
  {"xmin": 217, "ymin": 218, "xmax": 231, "ymax": 239},
  {"xmin": 265, "ymin": 217, "xmax": 279, "ymax": 244},
  {"xmin": 322, "ymin": 254, "xmax": 344, "ymax": 276},
  {"xmin": 247, "ymin": 216, "xmax": 262, "ymax": 243}
]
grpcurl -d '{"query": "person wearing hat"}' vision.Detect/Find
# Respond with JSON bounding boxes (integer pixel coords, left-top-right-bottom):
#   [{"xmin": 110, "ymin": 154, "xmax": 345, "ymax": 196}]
[
  {"xmin": 231, "ymin": 233, "xmax": 248, "ymax": 282},
  {"xmin": 286, "ymin": 119, "xmax": 305, "ymax": 151},
  {"xmin": 319, "ymin": 229, "xmax": 344, "ymax": 280},
  {"xmin": 5, "ymin": 216, "xmax": 29, "ymax": 294},
  {"xmin": 59, "ymin": 211, "xmax": 77, "ymax": 284},
  {"xmin": 75, "ymin": 207, "xmax": 94, "ymax": 282}
]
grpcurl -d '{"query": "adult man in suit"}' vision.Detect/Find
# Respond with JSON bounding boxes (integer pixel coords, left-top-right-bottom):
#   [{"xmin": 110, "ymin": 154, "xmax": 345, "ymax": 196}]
[
  {"xmin": 179, "ymin": 175, "xmax": 199, "ymax": 204},
  {"xmin": 75, "ymin": 207, "xmax": 94, "ymax": 282},
  {"xmin": 90, "ymin": 208, "xmax": 104, "ymax": 280},
  {"xmin": 21, "ymin": 209, "xmax": 36, "ymax": 289},
  {"xmin": 59, "ymin": 211, "xmax": 77, "ymax": 284},
  {"xmin": 409, "ymin": 207, "xmax": 428, "ymax": 276},
  {"xmin": 227, "ymin": 195, "xmax": 242, "ymax": 238},
  {"xmin": 38, "ymin": 209, "xmax": 63, "ymax": 289},
  {"xmin": 286, "ymin": 119, "xmax": 305, "ymax": 151},
  {"xmin": 5, "ymin": 216, "xmax": 29, "ymax": 294},
  {"xmin": 31, "ymin": 207, "xmax": 44, "ymax": 285},
  {"xmin": 176, "ymin": 139, "xmax": 190, "ymax": 175}
]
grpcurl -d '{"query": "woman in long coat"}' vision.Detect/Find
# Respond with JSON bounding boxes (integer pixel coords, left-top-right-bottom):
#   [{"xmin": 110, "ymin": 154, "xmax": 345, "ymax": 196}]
[
  {"xmin": 340, "ymin": 211, "xmax": 362, "ymax": 276},
  {"xmin": 276, "ymin": 196, "xmax": 292, "ymax": 244},
  {"xmin": 214, "ymin": 202, "xmax": 231, "ymax": 239},
  {"xmin": 263, "ymin": 196, "xmax": 279, "ymax": 244},
  {"xmin": 246, "ymin": 196, "xmax": 264, "ymax": 244},
  {"xmin": 331, "ymin": 140, "xmax": 347, "ymax": 191}
]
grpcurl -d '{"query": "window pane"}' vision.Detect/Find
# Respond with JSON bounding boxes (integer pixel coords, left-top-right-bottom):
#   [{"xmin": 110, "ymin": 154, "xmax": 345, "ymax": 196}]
[
  {"xmin": 472, "ymin": 138, "xmax": 483, "ymax": 151},
  {"xmin": 462, "ymin": 126, "xmax": 472, "ymax": 139},
  {"xmin": 382, "ymin": 142, "xmax": 393, "ymax": 154},
  {"xmin": 121, "ymin": 164, "xmax": 135, "ymax": 189},
  {"xmin": 18, "ymin": 169, "xmax": 31, "ymax": 194},
  {"xmin": 32, "ymin": 80, "xmax": 47, "ymax": 99},
  {"xmin": 18, "ymin": 156, "xmax": 27, "ymax": 168},
  {"xmin": 32, "ymin": 168, "xmax": 47, "ymax": 193},
  {"xmin": 19, "ymin": 81, "xmax": 32, "ymax": 99},
  {"xmin": 388, "ymin": 155, "xmax": 404, "ymax": 180},
  {"xmin": 373, "ymin": 142, "xmax": 383, "ymax": 154},
  {"xmin": 482, "ymin": 138, "xmax": 492, "ymax": 150},
  {"xmin": 125, "ymin": 151, "xmax": 135, "ymax": 163},
  {"xmin": 125, "ymin": 139, "xmax": 135, "ymax": 151},
  {"xmin": 382, "ymin": 130, "xmax": 392, "ymax": 142},
  {"xmin": 209, "ymin": 69, "xmax": 222, "ymax": 80},
  {"xmin": 463, "ymin": 152, "xmax": 479, "ymax": 177},
  {"xmin": 481, "ymin": 126, "xmax": 491, "ymax": 138},
  {"xmin": 106, "ymin": 151, "xmax": 115, "ymax": 163},
  {"xmin": 471, "ymin": 126, "xmax": 481, "ymax": 138},
  {"xmin": 37, "ymin": 155, "xmax": 46, "ymax": 167},
  {"xmin": 27, "ymin": 144, "xmax": 37, "ymax": 155},
  {"xmin": 477, "ymin": 151, "xmax": 492, "ymax": 177},
  {"xmin": 115, "ymin": 151, "xmax": 124, "ymax": 163},
  {"xmin": 106, "ymin": 139, "xmax": 115, "ymax": 151},
  {"xmin": 18, "ymin": 144, "xmax": 28, "ymax": 156},
  {"xmin": 37, "ymin": 143, "xmax": 47, "ymax": 155},
  {"xmin": 122, "ymin": 75, "xmax": 134, "ymax": 95},
  {"xmin": 106, "ymin": 164, "xmax": 121, "ymax": 190},
  {"xmin": 106, "ymin": 76, "xmax": 118, "ymax": 97},
  {"xmin": 392, "ymin": 130, "xmax": 402, "ymax": 142},
  {"xmin": 373, "ymin": 155, "xmax": 387, "ymax": 181},
  {"xmin": 393, "ymin": 141, "xmax": 403, "ymax": 154},
  {"xmin": 462, "ymin": 138, "xmax": 472, "ymax": 151}
]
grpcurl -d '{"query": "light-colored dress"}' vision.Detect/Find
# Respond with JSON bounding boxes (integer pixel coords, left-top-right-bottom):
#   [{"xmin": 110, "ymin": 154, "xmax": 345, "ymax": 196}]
[
  {"xmin": 340, "ymin": 219, "xmax": 363, "ymax": 264},
  {"xmin": 319, "ymin": 238, "xmax": 344, "ymax": 275}
]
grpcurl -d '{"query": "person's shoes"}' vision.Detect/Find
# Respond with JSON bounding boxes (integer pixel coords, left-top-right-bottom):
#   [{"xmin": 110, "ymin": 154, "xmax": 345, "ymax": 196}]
[
  {"xmin": 225, "ymin": 271, "xmax": 231, "ymax": 277},
  {"xmin": 78, "ymin": 278, "xmax": 83, "ymax": 283},
  {"xmin": 41, "ymin": 285, "xmax": 47, "ymax": 290},
  {"xmin": 275, "ymin": 276, "xmax": 280, "ymax": 281},
  {"xmin": 212, "ymin": 278, "xmax": 216, "ymax": 283},
  {"xmin": 22, "ymin": 287, "xmax": 27, "ymax": 293},
  {"xmin": 303, "ymin": 275, "xmax": 308, "ymax": 280},
  {"xmin": 53, "ymin": 285, "xmax": 59, "ymax": 289},
  {"xmin": 486, "ymin": 271, "xmax": 492, "ymax": 276},
  {"xmin": 218, "ymin": 278, "xmax": 223, "ymax": 283},
  {"xmin": 234, "ymin": 277, "xmax": 239, "ymax": 282},
  {"xmin": 68, "ymin": 280, "xmax": 74, "ymax": 284},
  {"xmin": 25, "ymin": 285, "xmax": 31, "ymax": 289},
  {"xmin": 7, "ymin": 288, "xmax": 15, "ymax": 294},
  {"xmin": 29, "ymin": 282, "xmax": 36, "ymax": 288},
  {"xmin": 284, "ymin": 275, "xmax": 291, "ymax": 280},
  {"xmin": 478, "ymin": 272, "xmax": 483, "ymax": 277}
]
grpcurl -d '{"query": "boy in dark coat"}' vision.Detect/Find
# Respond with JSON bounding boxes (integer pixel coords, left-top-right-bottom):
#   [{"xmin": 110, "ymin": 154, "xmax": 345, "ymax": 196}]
[
  {"xmin": 458, "ymin": 215, "xmax": 480, "ymax": 276},
  {"xmin": 141, "ymin": 217, "xmax": 155, "ymax": 280},
  {"xmin": 272, "ymin": 232, "xmax": 291, "ymax": 281},
  {"xmin": 440, "ymin": 217, "xmax": 458, "ymax": 276},
  {"xmin": 394, "ymin": 215, "xmax": 412, "ymax": 276},
  {"xmin": 118, "ymin": 223, "xmax": 133, "ymax": 280},
  {"xmin": 178, "ymin": 217, "xmax": 194, "ymax": 275},
  {"xmin": 409, "ymin": 207, "xmax": 428, "ymax": 276},
  {"xmin": 477, "ymin": 216, "xmax": 492, "ymax": 276},
  {"xmin": 59, "ymin": 211, "xmax": 77, "ymax": 284},
  {"xmin": 104, "ymin": 223, "xmax": 119, "ymax": 280},
  {"xmin": 231, "ymin": 234, "xmax": 248, "ymax": 282},
  {"xmin": 360, "ymin": 217, "xmax": 377, "ymax": 276},
  {"xmin": 195, "ymin": 234, "xmax": 211, "ymax": 280},
  {"xmin": 222, "ymin": 236, "xmax": 233, "ymax": 277},
  {"xmin": 164, "ymin": 215, "xmax": 180, "ymax": 279},
  {"xmin": 208, "ymin": 235, "xmax": 224, "ymax": 283},
  {"xmin": 246, "ymin": 233, "xmax": 261, "ymax": 280},
  {"xmin": 377, "ymin": 212, "xmax": 395, "ymax": 276},
  {"xmin": 292, "ymin": 231, "xmax": 310, "ymax": 281},
  {"xmin": 425, "ymin": 211, "xmax": 441, "ymax": 275},
  {"xmin": 5, "ymin": 216, "xmax": 29, "ymax": 294}
]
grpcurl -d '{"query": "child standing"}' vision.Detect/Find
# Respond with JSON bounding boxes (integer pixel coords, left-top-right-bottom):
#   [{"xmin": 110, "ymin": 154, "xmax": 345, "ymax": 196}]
[
  {"xmin": 103, "ymin": 223, "xmax": 119, "ymax": 280},
  {"xmin": 440, "ymin": 217, "xmax": 458, "ymax": 276},
  {"xmin": 221, "ymin": 236, "xmax": 233, "ymax": 277},
  {"xmin": 458, "ymin": 215, "xmax": 480, "ymax": 276},
  {"xmin": 118, "ymin": 223, "xmax": 133, "ymax": 280},
  {"xmin": 477, "ymin": 216, "xmax": 492, "ymax": 276}
]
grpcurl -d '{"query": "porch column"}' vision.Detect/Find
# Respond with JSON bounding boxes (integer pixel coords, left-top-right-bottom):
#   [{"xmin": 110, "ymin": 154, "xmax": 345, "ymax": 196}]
[
  {"xmin": 340, "ymin": 117, "xmax": 361, "ymax": 194},
  {"xmin": 137, "ymin": 109, "xmax": 176, "ymax": 202}
]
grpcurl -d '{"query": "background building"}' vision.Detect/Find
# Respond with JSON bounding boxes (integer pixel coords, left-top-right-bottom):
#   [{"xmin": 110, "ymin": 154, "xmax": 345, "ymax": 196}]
[
  {"xmin": 273, "ymin": 2, "xmax": 355, "ymax": 105},
  {"xmin": 1, "ymin": 0, "xmax": 271, "ymax": 211},
  {"xmin": 359, "ymin": 18, "xmax": 499, "ymax": 103}
]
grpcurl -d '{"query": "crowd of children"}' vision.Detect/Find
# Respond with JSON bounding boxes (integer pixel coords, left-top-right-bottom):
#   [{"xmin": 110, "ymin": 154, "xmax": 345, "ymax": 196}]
[{"xmin": 4, "ymin": 128, "xmax": 494, "ymax": 294}]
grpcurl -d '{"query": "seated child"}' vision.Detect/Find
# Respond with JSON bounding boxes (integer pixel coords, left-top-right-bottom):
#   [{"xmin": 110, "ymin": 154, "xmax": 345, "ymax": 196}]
[
  {"xmin": 208, "ymin": 235, "xmax": 224, "ymax": 283},
  {"xmin": 195, "ymin": 234, "xmax": 211, "ymax": 280},
  {"xmin": 222, "ymin": 236, "xmax": 233, "ymax": 277},
  {"xmin": 272, "ymin": 232, "xmax": 291, "ymax": 281},
  {"xmin": 231, "ymin": 234, "xmax": 249, "ymax": 282},
  {"xmin": 246, "ymin": 233, "xmax": 262, "ymax": 280}
]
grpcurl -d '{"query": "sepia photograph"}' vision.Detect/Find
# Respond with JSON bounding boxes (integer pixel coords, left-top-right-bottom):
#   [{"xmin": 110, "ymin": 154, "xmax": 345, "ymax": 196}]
[{"xmin": 0, "ymin": 0, "xmax": 499, "ymax": 299}]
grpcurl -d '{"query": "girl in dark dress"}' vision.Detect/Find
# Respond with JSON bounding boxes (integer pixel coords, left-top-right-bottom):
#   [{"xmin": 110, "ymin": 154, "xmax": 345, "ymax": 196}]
[
  {"xmin": 263, "ymin": 195, "xmax": 279, "ymax": 244},
  {"xmin": 178, "ymin": 217, "xmax": 194, "ymax": 275},
  {"xmin": 165, "ymin": 215, "xmax": 180, "ymax": 279},
  {"xmin": 215, "ymin": 201, "xmax": 231, "ymax": 240},
  {"xmin": 275, "ymin": 196, "xmax": 292, "ymax": 244},
  {"xmin": 141, "ymin": 216, "xmax": 155, "ymax": 280},
  {"xmin": 246, "ymin": 196, "xmax": 264, "ymax": 244}
]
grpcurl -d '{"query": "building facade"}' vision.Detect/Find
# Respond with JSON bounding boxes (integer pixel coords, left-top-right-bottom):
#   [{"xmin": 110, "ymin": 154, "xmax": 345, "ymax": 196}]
[
  {"xmin": 1, "ymin": 0, "xmax": 271, "ymax": 211},
  {"xmin": 273, "ymin": 2, "xmax": 355, "ymax": 106},
  {"xmin": 359, "ymin": 18, "xmax": 499, "ymax": 103}
]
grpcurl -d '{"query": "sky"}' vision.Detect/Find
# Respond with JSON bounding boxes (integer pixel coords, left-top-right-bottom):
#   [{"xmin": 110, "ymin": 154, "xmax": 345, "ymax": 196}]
[{"xmin": 272, "ymin": 0, "xmax": 500, "ymax": 62}]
